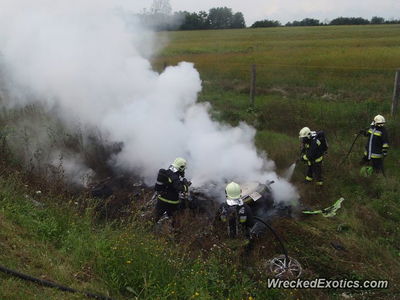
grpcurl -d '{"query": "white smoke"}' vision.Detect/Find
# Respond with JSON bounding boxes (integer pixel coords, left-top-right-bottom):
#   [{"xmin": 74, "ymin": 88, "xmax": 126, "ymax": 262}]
[{"xmin": 0, "ymin": 0, "xmax": 299, "ymax": 204}]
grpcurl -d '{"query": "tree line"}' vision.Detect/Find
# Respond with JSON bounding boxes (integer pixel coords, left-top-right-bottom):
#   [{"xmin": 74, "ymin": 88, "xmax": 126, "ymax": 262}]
[
  {"xmin": 139, "ymin": 6, "xmax": 245, "ymax": 31},
  {"xmin": 179, "ymin": 8, "xmax": 245, "ymax": 30},
  {"xmin": 138, "ymin": 1, "xmax": 399, "ymax": 30},
  {"xmin": 254, "ymin": 16, "xmax": 400, "ymax": 28}
]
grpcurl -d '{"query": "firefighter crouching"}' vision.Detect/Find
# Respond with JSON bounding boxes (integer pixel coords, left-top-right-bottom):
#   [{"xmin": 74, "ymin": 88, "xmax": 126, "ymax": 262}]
[
  {"xmin": 360, "ymin": 114, "xmax": 389, "ymax": 175},
  {"xmin": 299, "ymin": 127, "xmax": 328, "ymax": 186},
  {"xmin": 217, "ymin": 182, "xmax": 255, "ymax": 239},
  {"xmin": 154, "ymin": 157, "xmax": 191, "ymax": 222}
]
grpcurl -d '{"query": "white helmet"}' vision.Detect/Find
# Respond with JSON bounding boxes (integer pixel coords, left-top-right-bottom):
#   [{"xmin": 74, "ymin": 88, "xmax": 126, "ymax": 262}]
[
  {"xmin": 373, "ymin": 115, "xmax": 385, "ymax": 126},
  {"xmin": 172, "ymin": 157, "xmax": 186, "ymax": 171},
  {"xmin": 299, "ymin": 127, "xmax": 311, "ymax": 139}
]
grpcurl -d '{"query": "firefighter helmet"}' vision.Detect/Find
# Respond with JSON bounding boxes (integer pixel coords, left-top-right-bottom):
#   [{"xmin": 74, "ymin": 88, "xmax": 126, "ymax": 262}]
[
  {"xmin": 373, "ymin": 115, "xmax": 385, "ymax": 126},
  {"xmin": 299, "ymin": 127, "xmax": 311, "ymax": 139},
  {"xmin": 172, "ymin": 157, "xmax": 186, "ymax": 171},
  {"xmin": 225, "ymin": 182, "xmax": 242, "ymax": 200}
]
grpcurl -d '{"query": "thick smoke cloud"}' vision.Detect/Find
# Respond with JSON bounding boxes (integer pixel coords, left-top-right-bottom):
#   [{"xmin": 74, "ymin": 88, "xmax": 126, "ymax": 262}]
[{"xmin": 0, "ymin": 0, "xmax": 298, "ymax": 204}]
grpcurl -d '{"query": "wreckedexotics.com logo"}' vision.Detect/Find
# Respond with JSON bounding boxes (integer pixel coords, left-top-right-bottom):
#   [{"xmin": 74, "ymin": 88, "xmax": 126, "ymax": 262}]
[{"xmin": 267, "ymin": 278, "xmax": 389, "ymax": 289}]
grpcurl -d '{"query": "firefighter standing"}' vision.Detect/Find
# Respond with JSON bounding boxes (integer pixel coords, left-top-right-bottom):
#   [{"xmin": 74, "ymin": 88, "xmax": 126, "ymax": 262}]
[
  {"xmin": 299, "ymin": 127, "xmax": 327, "ymax": 186},
  {"xmin": 154, "ymin": 157, "xmax": 190, "ymax": 222},
  {"xmin": 217, "ymin": 182, "xmax": 254, "ymax": 238},
  {"xmin": 360, "ymin": 115, "xmax": 389, "ymax": 174}
]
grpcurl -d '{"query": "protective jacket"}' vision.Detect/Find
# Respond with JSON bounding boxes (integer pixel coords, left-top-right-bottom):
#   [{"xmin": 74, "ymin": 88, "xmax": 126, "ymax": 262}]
[
  {"xmin": 301, "ymin": 131, "xmax": 326, "ymax": 164},
  {"xmin": 155, "ymin": 166, "xmax": 188, "ymax": 204},
  {"xmin": 363, "ymin": 126, "xmax": 389, "ymax": 159}
]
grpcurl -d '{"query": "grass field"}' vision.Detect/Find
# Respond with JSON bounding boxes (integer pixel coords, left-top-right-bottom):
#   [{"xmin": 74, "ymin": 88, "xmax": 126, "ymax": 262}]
[
  {"xmin": 1, "ymin": 25, "xmax": 400, "ymax": 299},
  {"xmin": 155, "ymin": 25, "xmax": 400, "ymax": 101}
]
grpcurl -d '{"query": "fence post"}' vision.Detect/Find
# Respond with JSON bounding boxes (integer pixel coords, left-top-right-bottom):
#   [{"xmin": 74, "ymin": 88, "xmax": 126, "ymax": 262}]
[
  {"xmin": 249, "ymin": 64, "xmax": 256, "ymax": 107},
  {"xmin": 391, "ymin": 69, "xmax": 400, "ymax": 118}
]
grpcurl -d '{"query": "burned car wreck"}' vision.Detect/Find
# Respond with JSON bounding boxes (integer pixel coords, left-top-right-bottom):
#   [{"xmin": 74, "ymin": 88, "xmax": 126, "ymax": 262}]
[{"xmin": 89, "ymin": 176, "xmax": 293, "ymax": 238}]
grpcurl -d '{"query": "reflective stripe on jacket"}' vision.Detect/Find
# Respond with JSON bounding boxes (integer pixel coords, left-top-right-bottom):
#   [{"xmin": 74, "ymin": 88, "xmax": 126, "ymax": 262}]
[
  {"xmin": 364, "ymin": 126, "xmax": 389, "ymax": 159},
  {"xmin": 155, "ymin": 167, "xmax": 188, "ymax": 204}
]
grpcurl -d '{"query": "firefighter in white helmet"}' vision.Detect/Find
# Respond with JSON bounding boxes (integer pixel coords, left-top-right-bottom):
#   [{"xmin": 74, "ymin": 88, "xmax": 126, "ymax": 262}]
[
  {"xmin": 360, "ymin": 115, "xmax": 389, "ymax": 174},
  {"xmin": 299, "ymin": 127, "xmax": 328, "ymax": 186},
  {"xmin": 216, "ymin": 182, "xmax": 254, "ymax": 238},
  {"xmin": 153, "ymin": 157, "xmax": 191, "ymax": 222}
]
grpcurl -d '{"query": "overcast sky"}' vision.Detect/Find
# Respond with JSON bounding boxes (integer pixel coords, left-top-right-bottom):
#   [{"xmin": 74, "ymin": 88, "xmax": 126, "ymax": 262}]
[{"xmin": 134, "ymin": 0, "xmax": 400, "ymax": 25}]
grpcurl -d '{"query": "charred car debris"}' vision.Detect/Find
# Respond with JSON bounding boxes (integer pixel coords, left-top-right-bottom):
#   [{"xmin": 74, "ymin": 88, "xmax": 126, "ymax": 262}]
[{"xmin": 90, "ymin": 177, "xmax": 292, "ymax": 227}]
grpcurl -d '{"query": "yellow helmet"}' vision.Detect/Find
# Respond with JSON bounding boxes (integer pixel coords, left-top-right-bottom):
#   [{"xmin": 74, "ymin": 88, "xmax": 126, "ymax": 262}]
[
  {"xmin": 225, "ymin": 182, "xmax": 242, "ymax": 200},
  {"xmin": 172, "ymin": 157, "xmax": 187, "ymax": 171},
  {"xmin": 299, "ymin": 127, "xmax": 311, "ymax": 139}
]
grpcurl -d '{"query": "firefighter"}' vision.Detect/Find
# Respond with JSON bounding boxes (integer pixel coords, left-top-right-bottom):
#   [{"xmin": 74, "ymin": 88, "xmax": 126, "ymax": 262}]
[
  {"xmin": 360, "ymin": 115, "xmax": 389, "ymax": 174},
  {"xmin": 217, "ymin": 182, "xmax": 254, "ymax": 239},
  {"xmin": 299, "ymin": 127, "xmax": 328, "ymax": 186},
  {"xmin": 153, "ymin": 157, "xmax": 191, "ymax": 222}
]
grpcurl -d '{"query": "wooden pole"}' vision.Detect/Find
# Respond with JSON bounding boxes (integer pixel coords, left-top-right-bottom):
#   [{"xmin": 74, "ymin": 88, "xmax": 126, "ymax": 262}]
[
  {"xmin": 391, "ymin": 69, "xmax": 400, "ymax": 118},
  {"xmin": 249, "ymin": 64, "xmax": 256, "ymax": 107}
]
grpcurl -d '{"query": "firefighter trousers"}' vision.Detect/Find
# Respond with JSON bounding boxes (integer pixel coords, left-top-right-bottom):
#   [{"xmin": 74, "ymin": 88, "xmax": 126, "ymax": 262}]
[
  {"xmin": 154, "ymin": 199, "xmax": 180, "ymax": 222},
  {"xmin": 306, "ymin": 162, "xmax": 323, "ymax": 185}
]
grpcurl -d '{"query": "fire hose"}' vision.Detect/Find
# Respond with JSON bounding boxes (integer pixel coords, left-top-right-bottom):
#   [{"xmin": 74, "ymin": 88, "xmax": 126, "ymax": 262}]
[
  {"xmin": 0, "ymin": 264, "xmax": 115, "ymax": 300},
  {"xmin": 253, "ymin": 217, "xmax": 302, "ymax": 279},
  {"xmin": 339, "ymin": 129, "xmax": 366, "ymax": 166},
  {"xmin": 253, "ymin": 216, "xmax": 288, "ymax": 259}
]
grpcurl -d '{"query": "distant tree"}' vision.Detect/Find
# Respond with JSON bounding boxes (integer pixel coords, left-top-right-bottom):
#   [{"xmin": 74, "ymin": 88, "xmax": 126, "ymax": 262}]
[
  {"xmin": 232, "ymin": 12, "xmax": 246, "ymax": 28},
  {"xmin": 198, "ymin": 11, "xmax": 210, "ymax": 28},
  {"xmin": 385, "ymin": 18, "xmax": 400, "ymax": 24},
  {"xmin": 251, "ymin": 19, "xmax": 281, "ymax": 28},
  {"xmin": 207, "ymin": 7, "xmax": 233, "ymax": 29},
  {"xmin": 285, "ymin": 16, "xmax": 399, "ymax": 27},
  {"xmin": 354, "ymin": 17, "xmax": 370, "ymax": 25},
  {"xmin": 178, "ymin": 8, "xmax": 245, "ymax": 30},
  {"xmin": 330, "ymin": 17, "xmax": 370, "ymax": 25},
  {"xmin": 371, "ymin": 16, "xmax": 385, "ymax": 24},
  {"xmin": 179, "ymin": 11, "xmax": 209, "ymax": 30},
  {"xmin": 300, "ymin": 18, "xmax": 321, "ymax": 26},
  {"xmin": 285, "ymin": 18, "xmax": 320, "ymax": 26}
]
